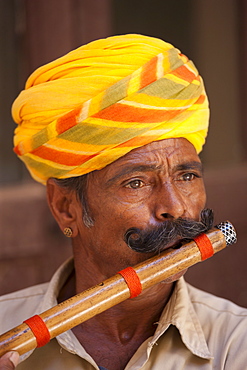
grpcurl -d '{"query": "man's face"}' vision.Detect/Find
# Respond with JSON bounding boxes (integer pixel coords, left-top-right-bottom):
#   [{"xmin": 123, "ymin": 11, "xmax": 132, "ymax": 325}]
[{"xmin": 75, "ymin": 138, "xmax": 206, "ymax": 276}]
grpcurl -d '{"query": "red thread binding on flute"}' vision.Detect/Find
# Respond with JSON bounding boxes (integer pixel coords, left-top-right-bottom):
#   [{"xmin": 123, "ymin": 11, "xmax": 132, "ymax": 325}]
[
  {"xmin": 118, "ymin": 267, "xmax": 142, "ymax": 298},
  {"xmin": 194, "ymin": 233, "xmax": 214, "ymax": 261},
  {"xmin": 24, "ymin": 315, "xmax": 50, "ymax": 347}
]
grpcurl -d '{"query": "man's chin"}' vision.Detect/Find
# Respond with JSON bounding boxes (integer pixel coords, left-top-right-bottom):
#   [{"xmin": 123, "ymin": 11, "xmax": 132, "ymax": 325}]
[{"xmin": 160, "ymin": 268, "xmax": 188, "ymax": 284}]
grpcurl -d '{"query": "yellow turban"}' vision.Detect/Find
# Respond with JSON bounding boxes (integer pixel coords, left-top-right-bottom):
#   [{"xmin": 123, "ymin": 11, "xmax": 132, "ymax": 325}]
[{"xmin": 12, "ymin": 34, "xmax": 209, "ymax": 185}]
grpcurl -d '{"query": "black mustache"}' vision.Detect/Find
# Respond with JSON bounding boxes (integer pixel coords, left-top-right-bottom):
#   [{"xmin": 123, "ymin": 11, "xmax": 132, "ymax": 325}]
[{"xmin": 124, "ymin": 209, "xmax": 214, "ymax": 254}]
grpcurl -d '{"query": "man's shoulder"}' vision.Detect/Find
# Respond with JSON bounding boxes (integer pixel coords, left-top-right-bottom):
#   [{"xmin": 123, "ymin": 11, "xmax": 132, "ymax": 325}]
[
  {"xmin": 186, "ymin": 282, "xmax": 247, "ymax": 316},
  {"xmin": 184, "ymin": 281, "xmax": 247, "ymax": 367},
  {"xmin": 0, "ymin": 283, "xmax": 48, "ymax": 302},
  {"xmin": 0, "ymin": 283, "xmax": 49, "ymax": 334},
  {"xmin": 185, "ymin": 281, "xmax": 247, "ymax": 343}
]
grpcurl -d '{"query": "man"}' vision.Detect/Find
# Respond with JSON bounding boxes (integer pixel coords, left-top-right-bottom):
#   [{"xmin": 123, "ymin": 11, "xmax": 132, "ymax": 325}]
[{"xmin": 0, "ymin": 34, "xmax": 246, "ymax": 369}]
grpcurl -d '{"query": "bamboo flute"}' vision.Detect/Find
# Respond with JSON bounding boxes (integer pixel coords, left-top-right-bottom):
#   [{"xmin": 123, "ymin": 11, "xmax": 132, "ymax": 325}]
[{"xmin": 0, "ymin": 221, "xmax": 237, "ymax": 357}]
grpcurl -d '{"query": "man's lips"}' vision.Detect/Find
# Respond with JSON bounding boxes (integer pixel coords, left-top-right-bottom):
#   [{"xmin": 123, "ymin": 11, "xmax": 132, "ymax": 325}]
[
  {"xmin": 125, "ymin": 209, "xmax": 214, "ymax": 254},
  {"xmin": 158, "ymin": 238, "xmax": 184, "ymax": 252}
]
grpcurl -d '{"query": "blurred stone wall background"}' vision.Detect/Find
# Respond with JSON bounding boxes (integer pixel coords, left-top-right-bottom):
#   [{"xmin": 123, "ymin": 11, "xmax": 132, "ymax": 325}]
[{"xmin": 0, "ymin": 0, "xmax": 246, "ymax": 307}]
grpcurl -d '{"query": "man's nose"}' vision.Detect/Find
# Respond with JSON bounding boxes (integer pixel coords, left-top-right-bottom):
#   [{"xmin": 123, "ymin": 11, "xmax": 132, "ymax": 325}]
[{"xmin": 154, "ymin": 182, "xmax": 186, "ymax": 221}]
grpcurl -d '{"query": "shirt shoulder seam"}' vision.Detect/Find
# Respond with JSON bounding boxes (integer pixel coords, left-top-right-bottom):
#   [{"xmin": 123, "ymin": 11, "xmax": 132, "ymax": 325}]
[
  {"xmin": 0, "ymin": 292, "xmax": 46, "ymax": 302},
  {"xmin": 191, "ymin": 300, "xmax": 247, "ymax": 317}
]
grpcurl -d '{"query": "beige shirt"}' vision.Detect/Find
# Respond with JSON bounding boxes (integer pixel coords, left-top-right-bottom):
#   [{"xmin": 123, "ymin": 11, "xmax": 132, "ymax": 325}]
[{"xmin": 1, "ymin": 258, "xmax": 247, "ymax": 369}]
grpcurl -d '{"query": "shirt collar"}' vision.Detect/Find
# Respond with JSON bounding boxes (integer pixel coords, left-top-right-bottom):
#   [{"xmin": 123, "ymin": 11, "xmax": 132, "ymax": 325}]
[
  {"xmin": 20, "ymin": 258, "xmax": 78, "ymax": 363},
  {"xmin": 38, "ymin": 257, "xmax": 99, "ymax": 367},
  {"xmin": 151, "ymin": 277, "xmax": 213, "ymax": 360}
]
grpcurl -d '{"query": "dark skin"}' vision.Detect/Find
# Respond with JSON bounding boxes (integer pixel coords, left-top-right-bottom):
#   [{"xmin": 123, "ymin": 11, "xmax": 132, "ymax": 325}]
[{"xmin": 0, "ymin": 138, "xmax": 205, "ymax": 370}]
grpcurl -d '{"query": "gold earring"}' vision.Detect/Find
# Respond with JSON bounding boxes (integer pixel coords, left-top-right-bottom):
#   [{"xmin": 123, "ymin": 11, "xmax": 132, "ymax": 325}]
[{"xmin": 63, "ymin": 227, "xmax": 73, "ymax": 237}]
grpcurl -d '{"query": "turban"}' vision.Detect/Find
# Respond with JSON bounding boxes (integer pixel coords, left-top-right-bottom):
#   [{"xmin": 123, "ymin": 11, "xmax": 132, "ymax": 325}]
[{"xmin": 12, "ymin": 34, "xmax": 209, "ymax": 185}]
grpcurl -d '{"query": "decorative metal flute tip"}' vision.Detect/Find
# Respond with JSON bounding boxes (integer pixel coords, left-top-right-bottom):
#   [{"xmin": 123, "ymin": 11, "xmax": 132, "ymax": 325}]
[{"xmin": 215, "ymin": 221, "xmax": 237, "ymax": 246}]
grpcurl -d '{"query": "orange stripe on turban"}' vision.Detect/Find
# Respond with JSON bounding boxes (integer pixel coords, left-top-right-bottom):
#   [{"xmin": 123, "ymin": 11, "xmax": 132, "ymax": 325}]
[{"xmin": 12, "ymin": 34, "xmax": 209, "ymax": 185}]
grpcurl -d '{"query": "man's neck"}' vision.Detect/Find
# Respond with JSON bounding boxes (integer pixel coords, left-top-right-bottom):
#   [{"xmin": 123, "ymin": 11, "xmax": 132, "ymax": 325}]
[
  {"xmin": 58, "ymin": 263, "xmax": 174, "ymax": 339},
  {"xmin": 58, "ymin": 258, "xmax": 175, "ymax": 370}
]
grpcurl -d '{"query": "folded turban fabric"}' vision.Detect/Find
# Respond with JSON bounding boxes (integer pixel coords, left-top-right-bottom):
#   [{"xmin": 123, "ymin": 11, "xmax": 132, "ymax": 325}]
[{"xmin": 12, "ymin": 34, "xmax": 209, "ymax": 185}]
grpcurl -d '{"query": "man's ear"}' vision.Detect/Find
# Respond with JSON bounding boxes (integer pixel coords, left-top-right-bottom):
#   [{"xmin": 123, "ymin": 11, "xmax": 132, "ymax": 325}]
[{"xmin": 46, "ymin": 178, "xmax": 79, "ymax": 237}]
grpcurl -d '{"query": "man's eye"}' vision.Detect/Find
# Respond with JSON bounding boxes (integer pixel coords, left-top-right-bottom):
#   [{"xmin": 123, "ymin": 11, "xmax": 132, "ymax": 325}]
[
  {"xmin": 126, "ymin": 179, "xmax": 144, "ymax": 189},
  {"xmin": 181, "ymin": 173, "xmax": 198, "ymax": 181}
]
